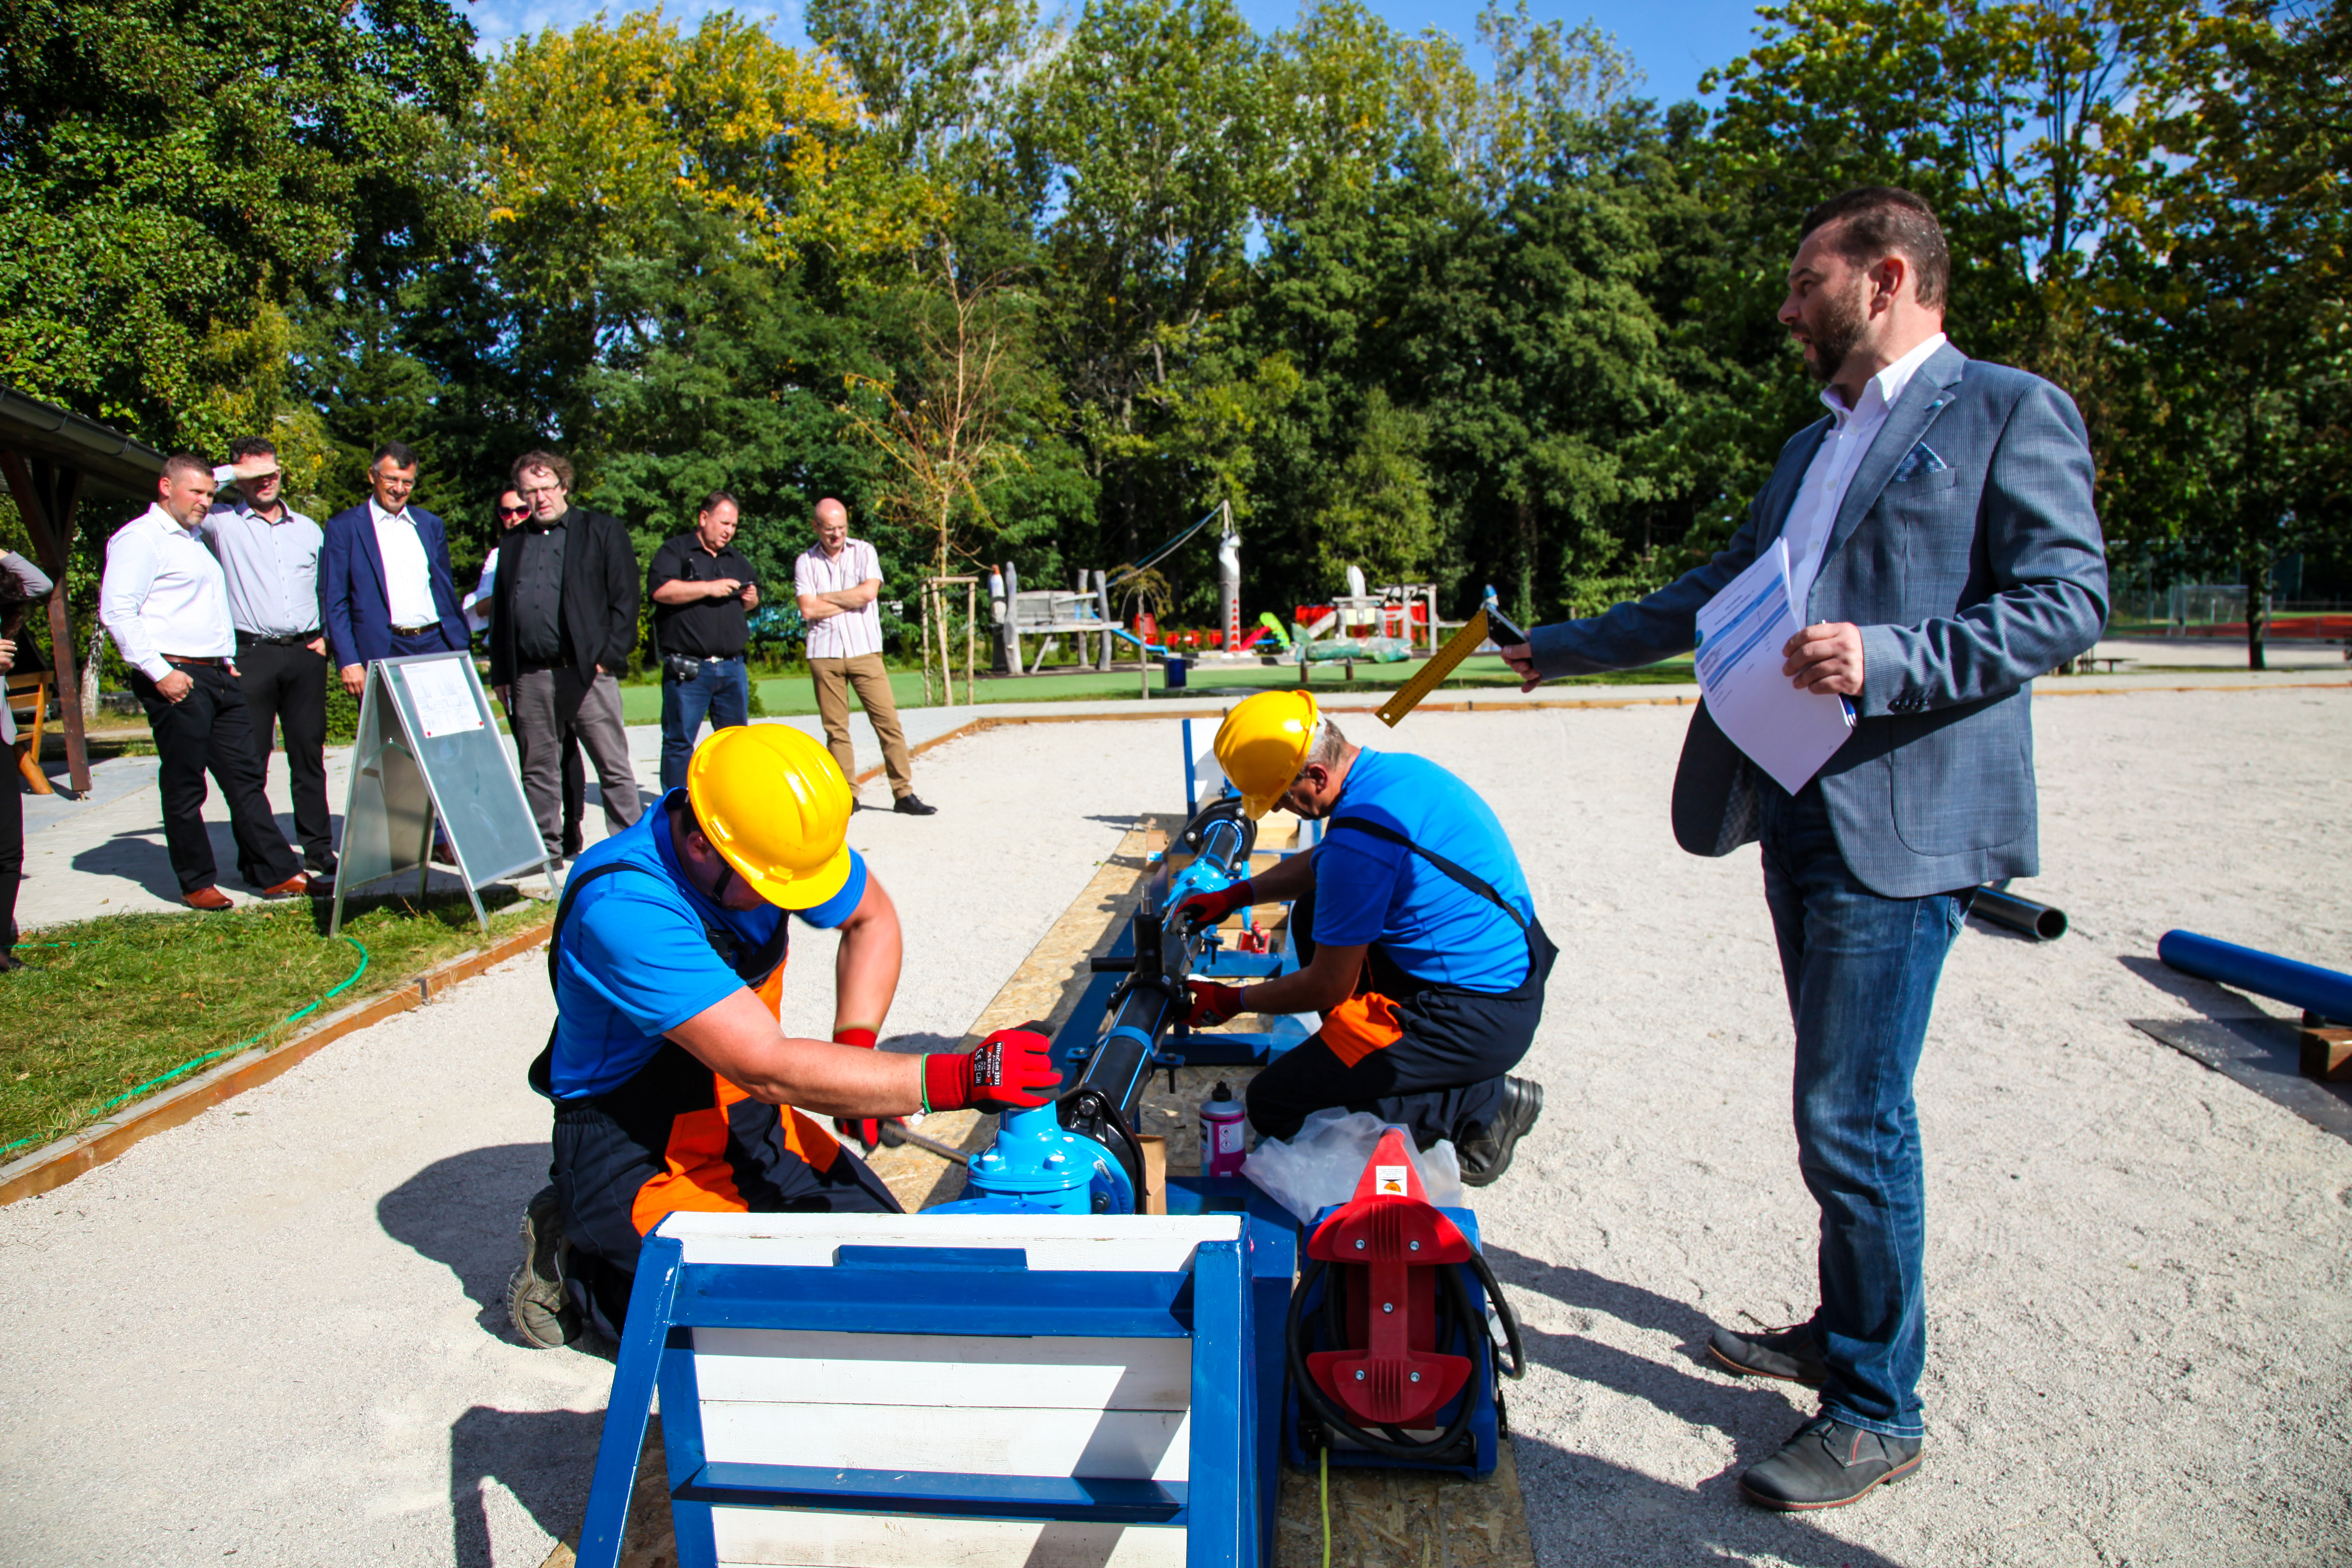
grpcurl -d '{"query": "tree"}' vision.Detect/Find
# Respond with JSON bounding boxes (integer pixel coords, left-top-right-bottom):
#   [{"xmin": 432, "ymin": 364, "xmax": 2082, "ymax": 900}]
[
  {"xmin": 2099, "ymin": 0, "xmax": 2351, "ymax": 668},
  {"xmin": 0, "ymin": 0, "xmax": 479, "ymax": 450}
]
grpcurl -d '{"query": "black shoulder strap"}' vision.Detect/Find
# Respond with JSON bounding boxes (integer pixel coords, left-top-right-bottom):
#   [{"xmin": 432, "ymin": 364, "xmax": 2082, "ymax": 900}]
[
  {"xmin": 1325, "ymin": 815, "xmax": 1530, "ymax": 933},
  {"xmin": 545, "ymin": 859, "xmax": 792, "ymax": 990}
]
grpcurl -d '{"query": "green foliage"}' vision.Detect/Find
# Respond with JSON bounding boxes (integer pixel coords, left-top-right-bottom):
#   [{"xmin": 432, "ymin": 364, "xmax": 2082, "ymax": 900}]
[{"xmin": 3, "ymin": 0, "xmax": 2341, "ymax": 676}]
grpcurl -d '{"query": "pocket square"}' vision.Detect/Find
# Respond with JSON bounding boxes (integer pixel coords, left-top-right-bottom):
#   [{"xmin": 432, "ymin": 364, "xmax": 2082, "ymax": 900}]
[{"xmin": 1890, "ymin": 442, "xmax": 1950, "ymax": 484}]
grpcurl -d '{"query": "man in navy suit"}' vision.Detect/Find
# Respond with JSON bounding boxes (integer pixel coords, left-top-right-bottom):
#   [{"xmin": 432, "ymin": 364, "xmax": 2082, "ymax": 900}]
[
  {"xmin": 1504, "ymin": 187, "xmax": 2107, "ymax": 1510},
  {"xmin": 321, "ymin": 439, "xmax": 471, "ymax": 697}
]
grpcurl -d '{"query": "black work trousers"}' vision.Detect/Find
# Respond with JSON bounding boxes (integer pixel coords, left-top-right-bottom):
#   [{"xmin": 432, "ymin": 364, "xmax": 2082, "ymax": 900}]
[
  {"xmin": 0, "ymin": 769, "xmax": 21, "ymax": 955},
  {"xmin": 131, "ymin": 664, "xmax": 301, "ymax": 894},
  {"xmin": 234, "ymin": 637, "xmax": 334, "ymax": 870}
]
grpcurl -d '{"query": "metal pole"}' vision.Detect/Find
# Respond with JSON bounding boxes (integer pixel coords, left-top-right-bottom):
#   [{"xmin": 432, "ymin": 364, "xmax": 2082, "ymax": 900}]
[{"xmin": 965, "ymin": 579, "xmax": 976, "ymax": 704}]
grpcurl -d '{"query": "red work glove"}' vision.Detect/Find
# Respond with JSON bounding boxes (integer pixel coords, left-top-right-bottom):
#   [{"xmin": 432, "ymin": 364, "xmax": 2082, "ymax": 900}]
[
  {"xmin": 1186, "ymin": 980, "xmax": 1245, "ymax": 1027},
  {"xmin": 830, "ymin": 1026, "xmax": 885, "ymax": 1152},
  {"xmin": 924, "ymin": 1024, "xmax": 1063, "ymax": 1114},
  {"xmin": 1173, "ymin": 879, "xmax": 1254, "ymax": 928}
]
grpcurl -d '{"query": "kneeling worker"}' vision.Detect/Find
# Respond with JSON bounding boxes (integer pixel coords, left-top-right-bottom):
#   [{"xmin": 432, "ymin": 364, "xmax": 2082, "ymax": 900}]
[
  {"xmin": 1180, "ymin": 691, "xmax": 1553, "ymax": 1184},
  {"xmin": 509, "ymin": 724, "xmax": 1060, "ymax": 1346}
]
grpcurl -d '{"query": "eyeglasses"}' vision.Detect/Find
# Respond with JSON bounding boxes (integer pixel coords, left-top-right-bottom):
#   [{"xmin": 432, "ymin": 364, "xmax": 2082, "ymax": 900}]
[
  {"xmin": 496, "ymin": 505, "xmax": 530, "ymax": 519},
  {"xmin": 518, "ymin": 484, "xmax": 562, "ymax": 500}
]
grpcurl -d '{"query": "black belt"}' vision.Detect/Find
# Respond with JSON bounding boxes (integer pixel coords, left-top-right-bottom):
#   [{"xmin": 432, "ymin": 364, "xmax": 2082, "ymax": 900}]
[
  {"xmin": 391, "ymin": 624, "xmax": 440, "ymax": 637},
  {"xmin": 237, "ymin": 629, "xmax": 321, "ymax": 647},
  {"xmin": 520, "ymin": 655, "xmax": 574, "ymax": 673},
  {"xmin": 162, "ymin": 655, "xmax": 227, "ymax": 668}
]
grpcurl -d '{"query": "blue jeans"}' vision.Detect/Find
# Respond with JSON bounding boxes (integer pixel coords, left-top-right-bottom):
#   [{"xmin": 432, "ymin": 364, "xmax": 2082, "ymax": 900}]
[
  {"xmin": 658, "ymin": 657, "xmax": 751, "ymax": 791},
  {"xmin": 1758, "ymin": 777, "xmax": 1965, "ymax": 1442}
]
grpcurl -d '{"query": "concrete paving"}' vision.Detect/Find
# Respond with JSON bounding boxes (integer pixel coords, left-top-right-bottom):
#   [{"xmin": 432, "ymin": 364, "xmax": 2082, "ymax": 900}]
[{"xmin": 3, "ymin": 683, "xmax": 2350, "ymax": 1567}]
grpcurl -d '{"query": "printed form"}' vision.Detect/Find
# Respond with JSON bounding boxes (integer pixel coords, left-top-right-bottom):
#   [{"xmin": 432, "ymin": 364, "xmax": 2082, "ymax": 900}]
[{"xmin": 1692, "ymin": 539, "xmax": 1854, "ymax": 793}]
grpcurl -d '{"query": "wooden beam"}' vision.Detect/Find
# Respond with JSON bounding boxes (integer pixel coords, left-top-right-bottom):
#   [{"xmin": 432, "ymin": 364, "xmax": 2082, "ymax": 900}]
[{"xmin": 0, "ymin": 449, "xmax": 92, "ymax": 792}]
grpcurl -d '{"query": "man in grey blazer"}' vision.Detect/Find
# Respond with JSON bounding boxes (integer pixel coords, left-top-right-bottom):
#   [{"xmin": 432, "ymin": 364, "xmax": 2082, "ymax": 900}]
[{"xmin": 1504, "ymin": 187, "xmax": 2107, "ymax": 1510}]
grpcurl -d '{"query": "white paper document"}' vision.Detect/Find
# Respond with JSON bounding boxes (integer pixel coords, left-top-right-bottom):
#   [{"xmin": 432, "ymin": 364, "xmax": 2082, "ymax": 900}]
[
  {"xmin": 1692, "ymin": 539, "xmax": 1853, "ymax": 794},
  {"xmin": 402, "ymin": 655, "xmax": 485, "ymax": 740}
]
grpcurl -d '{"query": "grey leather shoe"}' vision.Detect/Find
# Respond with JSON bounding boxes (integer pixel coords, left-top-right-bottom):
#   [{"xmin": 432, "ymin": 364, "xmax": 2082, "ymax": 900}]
[
  {"xmin": 1740, "ymin": 1416, "xmax": 1922, "ymax": 1510},
  {"xmin": 1708, "ymin": 1320, "xmax": 1828, "ymax": 1385}
]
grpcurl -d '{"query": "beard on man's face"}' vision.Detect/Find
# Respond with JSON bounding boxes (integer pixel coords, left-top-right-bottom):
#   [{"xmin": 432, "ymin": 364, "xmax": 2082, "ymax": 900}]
[{"xmin": 1795, "ymin": 280, "xmax": 1870, "ymax": 385}]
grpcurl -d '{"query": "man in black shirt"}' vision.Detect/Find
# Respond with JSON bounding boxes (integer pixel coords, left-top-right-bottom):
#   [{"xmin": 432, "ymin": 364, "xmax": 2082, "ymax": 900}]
[
  {"xmin": 487, "ymin": 448, "xmax": 645, "ymax": 861},
  {"xmin": 648, "ymin": 491, "xmax": 760, "ymax": 790}
]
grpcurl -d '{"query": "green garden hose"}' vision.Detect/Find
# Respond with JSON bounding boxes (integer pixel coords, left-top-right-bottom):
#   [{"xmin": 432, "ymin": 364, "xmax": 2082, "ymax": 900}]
[{"xmin": 0, "ymin": 936, "xmax": 371, "ymax": 1157}]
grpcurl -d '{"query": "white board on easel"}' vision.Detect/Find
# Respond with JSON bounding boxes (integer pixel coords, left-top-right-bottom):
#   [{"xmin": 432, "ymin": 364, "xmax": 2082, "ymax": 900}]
[{"xmin": 331, "ymin": 652, "xmax": 552, "ymax": 935}]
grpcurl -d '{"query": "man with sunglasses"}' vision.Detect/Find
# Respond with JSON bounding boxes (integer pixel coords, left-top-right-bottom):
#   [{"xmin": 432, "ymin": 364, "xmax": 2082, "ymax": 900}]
[{"xmin": 202, "ymin": 438, "xmax": 334, "ymax": 890}]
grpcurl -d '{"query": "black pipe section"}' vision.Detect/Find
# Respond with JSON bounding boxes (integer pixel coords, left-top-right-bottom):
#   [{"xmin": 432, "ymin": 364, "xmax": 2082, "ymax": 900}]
[
  {"xmin": 1967, "ymin": 885, "xmax": 2067, "ymax": 941},
  {"xmin": 1058, "ymin": 797, "xmax": 1257, "ymax": 1193}
]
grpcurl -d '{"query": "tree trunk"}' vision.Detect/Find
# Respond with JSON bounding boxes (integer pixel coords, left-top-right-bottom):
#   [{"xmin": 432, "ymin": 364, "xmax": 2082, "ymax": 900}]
[{"xmin": 2247, "ymin": 557, "xmax": 2269, "ymax": 672}]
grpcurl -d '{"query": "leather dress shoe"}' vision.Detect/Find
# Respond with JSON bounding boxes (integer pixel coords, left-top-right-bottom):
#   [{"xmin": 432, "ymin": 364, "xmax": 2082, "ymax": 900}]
[
  {"xmin": 893, "ymin": 794, "xmax": 938, "ymax": 816},
  {"xmin": 256, "ymin": 873, "xmax": 309, "ymax": 900},
  {"xmin": 184, "ymin": 886, "xmax": 235, "ymax": 911},
  {"xmin": 1740, "ymin": 1415, "xmax": 1921, "ymax": 1510},
  {"xmin": 1709, "ymin": 1321, "xmax": 1828, "ymax": 1386},
  {"xmin": 1458, "ymin": 1076, "xmax": 1543, "ymax": 1186}
]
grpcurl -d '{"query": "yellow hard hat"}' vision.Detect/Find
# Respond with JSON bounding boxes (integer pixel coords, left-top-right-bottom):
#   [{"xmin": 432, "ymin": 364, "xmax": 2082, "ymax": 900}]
[
  {"xmin": 684, "ymin": 725, "xmax": 856, "ymax": 910},
  {"xmin": 1213, "ymin": 689, "xmax": 1321, "ymax": 820}
]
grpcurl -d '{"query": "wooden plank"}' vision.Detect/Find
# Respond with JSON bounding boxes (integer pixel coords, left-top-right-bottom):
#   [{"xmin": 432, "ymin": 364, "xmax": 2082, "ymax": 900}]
[
  {"xmin": 693, "ymin": 1327, "xmax": 1191, "ymax": 1409},
  {"xmin": 710, "ymin": 1510, "xmax": 1186, "ymax": 1568},
  {"xmin": 1274, "ymin": 1435, "xmax": 1537, "ymax": 1568},
  {"xmin": 699, "ymin": 1403, "xmax": 1189, "ymax": 1481},
  {"xmin": 2301, "ymin": 1026, "xmax": 2352, "ymax": 1082},
  {"xmin": 0, "ymin": 917, "xmax": 554, "ymax": 1207}
]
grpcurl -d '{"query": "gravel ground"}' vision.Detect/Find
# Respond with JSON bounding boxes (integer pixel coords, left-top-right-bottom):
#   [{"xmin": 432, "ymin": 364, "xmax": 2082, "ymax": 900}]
[{"xmin": 3, "ymin": 687, "xmax": 2349, "ymax": 1566}]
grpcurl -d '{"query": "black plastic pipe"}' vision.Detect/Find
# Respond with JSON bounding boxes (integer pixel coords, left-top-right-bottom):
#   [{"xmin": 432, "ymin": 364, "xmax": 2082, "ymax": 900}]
[{"xmin": 1967, "ymin": 885, "xmax": 2067, "ymax": 941}]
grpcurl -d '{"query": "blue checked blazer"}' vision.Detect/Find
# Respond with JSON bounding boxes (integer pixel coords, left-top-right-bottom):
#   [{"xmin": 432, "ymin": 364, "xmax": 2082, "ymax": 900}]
[{"xmin": 1527, "ymin": 343, "xmax": 2108, "ymax": 898}]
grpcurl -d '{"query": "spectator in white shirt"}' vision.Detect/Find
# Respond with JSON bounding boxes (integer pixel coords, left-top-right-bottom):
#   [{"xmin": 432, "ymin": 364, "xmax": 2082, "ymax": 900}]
[
  {"xmin": 794, "ymin": 498, "xmax": 932, "ymax": 815},
  {"xmin": 203, "ymin": 438, "xmax": 335, "ymax": 885},
  {"xmin": 99, "ymin": 454, "xmax": 307, "ymax": 910}
]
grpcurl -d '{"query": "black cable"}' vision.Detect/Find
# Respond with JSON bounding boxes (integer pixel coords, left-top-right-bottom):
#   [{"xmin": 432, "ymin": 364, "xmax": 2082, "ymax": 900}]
[
  {"xmin": 1286, "ymin": 1256, "xmax": 1482, "ymax": 1462},
  {"xmin": 1464, "ymin": 1246, "xmax": 1527, "ymax": 1380}
]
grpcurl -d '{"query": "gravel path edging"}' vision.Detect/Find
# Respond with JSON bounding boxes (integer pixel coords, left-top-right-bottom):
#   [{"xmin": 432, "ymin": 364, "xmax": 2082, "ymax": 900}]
[{"xmin": 0, "ymin": 918, "xmax": 555, "ymax": 1207}]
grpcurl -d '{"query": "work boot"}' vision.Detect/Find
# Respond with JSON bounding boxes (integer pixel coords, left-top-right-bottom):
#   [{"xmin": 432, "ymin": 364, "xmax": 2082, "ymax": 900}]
[
  {"xmin": 507, "ymin": 1185, "xmax": 582, "ymax": 1349},
  {"xmin": 1708, "ymin": 1320, "xmax": 1828, "ymax": 1386},
  {"xmin": 1457, "ymin": 1077, "xmax": 1543, "ymax": 1186},
  {"xmin": 1740, "ymin": 1416, "xmax": 1922, "ymax": 1510}
]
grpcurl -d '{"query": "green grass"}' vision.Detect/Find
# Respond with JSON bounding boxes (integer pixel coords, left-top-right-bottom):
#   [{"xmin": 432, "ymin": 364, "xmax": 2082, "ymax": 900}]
[
  {"xmin": 614, "ymin": 654, "xmax": 1697, "ymax": 724},
  {"xmin": 0, "ymin": 893, "xmax": 547, "ymax": 1156}
]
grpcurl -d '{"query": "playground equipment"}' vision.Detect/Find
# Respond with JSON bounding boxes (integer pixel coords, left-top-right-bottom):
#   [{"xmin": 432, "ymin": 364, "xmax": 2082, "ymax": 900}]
[{"xmin": 2159, "ymin": 930, "xmax": 2352, "ymax": 1024}]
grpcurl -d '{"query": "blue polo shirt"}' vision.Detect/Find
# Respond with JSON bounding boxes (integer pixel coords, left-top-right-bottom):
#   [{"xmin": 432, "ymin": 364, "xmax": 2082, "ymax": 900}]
[
  {"xmin": 549, "ymin": 788, "xmax": 869, "ymax": 1098},
  {"xmin": 1311, "ymin": 750, "xmax": 1532, "ymax": 993}
]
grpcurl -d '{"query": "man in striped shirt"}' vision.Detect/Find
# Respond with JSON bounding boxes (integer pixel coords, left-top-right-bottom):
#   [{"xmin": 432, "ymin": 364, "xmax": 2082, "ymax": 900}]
[{"xmin": 794, "ymin": 499, "xmax": 934, "ymax": 815}]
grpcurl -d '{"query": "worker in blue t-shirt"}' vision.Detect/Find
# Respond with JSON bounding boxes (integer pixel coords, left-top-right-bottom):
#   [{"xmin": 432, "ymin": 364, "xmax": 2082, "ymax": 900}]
[
  {"xmin": 1178, "ymin": 691, "xmax": 1555, "ymax": 1185},
  {"xmin": 506, "ymin": 724, "xmax": 1062, "ymax": 1348}
]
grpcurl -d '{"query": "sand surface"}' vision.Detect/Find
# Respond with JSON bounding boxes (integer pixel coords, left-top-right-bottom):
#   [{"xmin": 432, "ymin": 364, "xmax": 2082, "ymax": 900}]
[{"xmin": 3, "ymin": 686, "xmax": 2349, "ymax": 1565}]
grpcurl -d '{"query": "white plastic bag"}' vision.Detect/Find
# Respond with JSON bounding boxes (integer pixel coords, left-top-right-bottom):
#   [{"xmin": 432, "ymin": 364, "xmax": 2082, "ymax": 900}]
[{"xmin": 1242, "ymin": 1109, "xmax": 1467, "ymax": 1224}]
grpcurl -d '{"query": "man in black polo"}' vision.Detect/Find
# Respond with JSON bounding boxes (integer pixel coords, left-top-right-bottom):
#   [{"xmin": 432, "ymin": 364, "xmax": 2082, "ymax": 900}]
[{"xmin": 648, "ymin": 490, "xmax": 760, "ymax": 792}]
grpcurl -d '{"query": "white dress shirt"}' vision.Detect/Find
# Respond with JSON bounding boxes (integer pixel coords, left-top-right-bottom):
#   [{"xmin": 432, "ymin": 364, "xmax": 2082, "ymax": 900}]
[
  {"xmin": 202, "ymin": 500, "xmax": 324, "ymax": 639},
  {"xmin": 1780, "ymin": 331, "xmax": 1948, "ymax": 619},
  {"xmin": 369, "ymin": 497, "xmax": 438, "ymax": 630},
  {"xmin": 463, "ymin": 544, "xmax": 500, "ymax": 635},
  {"xmin": 101, "ymin": 505, "xmax": 237, "ymax": 681},
  {"xmin": 796, "ymin": 538, "xmax": 885, "ymax": 660}
]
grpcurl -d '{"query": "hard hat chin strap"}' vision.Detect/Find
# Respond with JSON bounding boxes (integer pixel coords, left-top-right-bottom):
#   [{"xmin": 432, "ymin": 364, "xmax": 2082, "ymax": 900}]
[{"xmin": 684, "ymin": 801, "xmax": 740, "ymax": 905}]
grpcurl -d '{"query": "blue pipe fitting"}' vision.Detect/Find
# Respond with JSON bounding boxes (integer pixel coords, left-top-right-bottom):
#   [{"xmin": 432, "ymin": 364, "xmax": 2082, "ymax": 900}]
[{"xmin": 934, "ymin": 1103, "xmax": 1135, "ymax": 1216}]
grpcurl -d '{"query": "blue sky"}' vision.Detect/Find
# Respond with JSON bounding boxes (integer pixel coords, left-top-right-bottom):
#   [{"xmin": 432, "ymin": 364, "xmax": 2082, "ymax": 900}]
[{"xmin": 462, "ymin": 0, "xmax": 1773, "ymax": 108}]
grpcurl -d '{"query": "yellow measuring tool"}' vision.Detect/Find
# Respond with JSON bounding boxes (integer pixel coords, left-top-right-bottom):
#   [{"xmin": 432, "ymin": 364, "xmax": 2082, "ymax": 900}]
[{"xmin": 1375, "ymin": 605, "xmax": 1527, "ymax": 728}]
